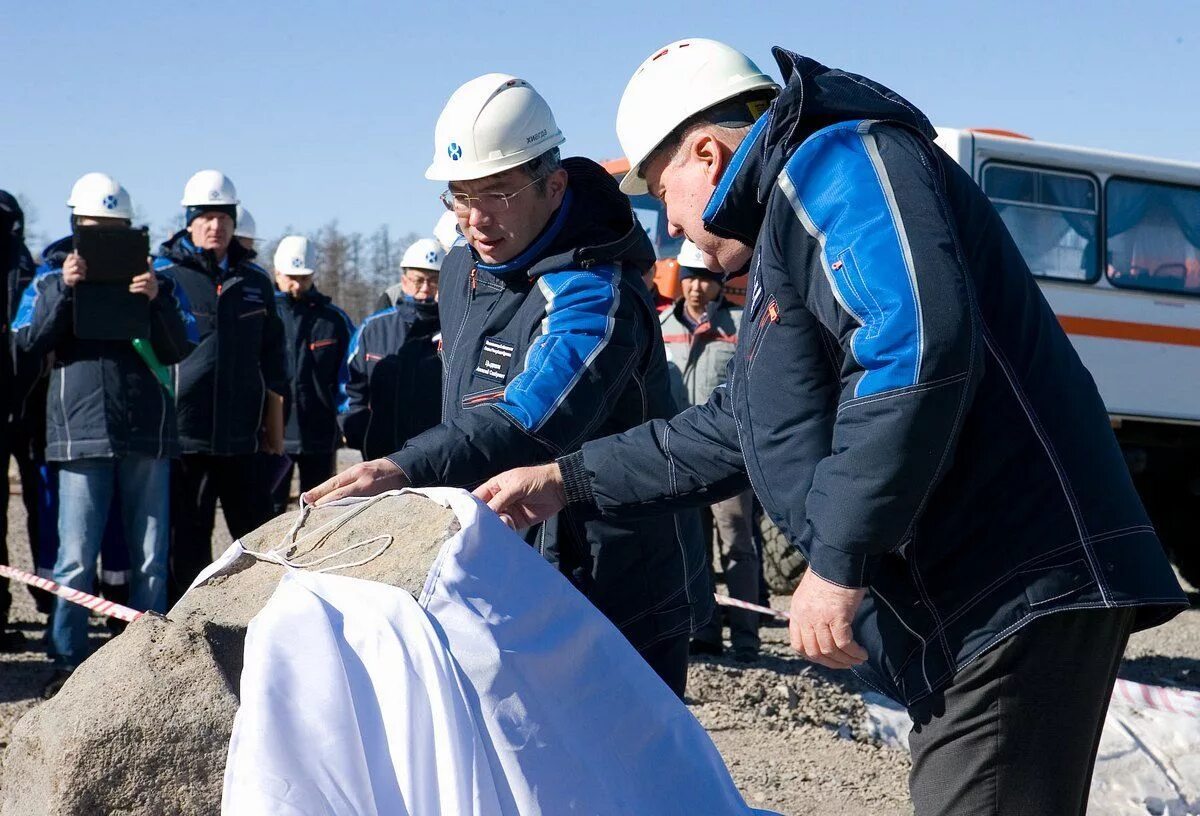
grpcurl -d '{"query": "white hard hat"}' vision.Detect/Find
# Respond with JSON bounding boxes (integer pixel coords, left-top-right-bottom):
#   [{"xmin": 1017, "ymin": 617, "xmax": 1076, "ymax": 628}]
[
  {"xmin": 433, "ymin": 210, "xmax": 461, "ymax": 253},
  {"xmin": 426, "ymin": 73, "xmax": 565, "ymax": 182},
  {"xmin": 616, "ymin": 39, "xmax": 779, "ymax": 195},
  {"xmin": 181, "ymin": 169, "xmax": 239, "ymax": 206},
  {"xmin": 273, "ymin": 235, "xmax": 316, "ymax": 276},
  {"xmin": 676, "ymin": 239, "xmax": 708, "ymax": 270},
  {"xmin": 67, "ymin": 172, "xmax": 134, "ymax": 220},
  {"xmin": 401, "ymin": 238, "xmax": 445, "ymax": 273},
  {"xmin": 234, "ymin": 205, "xmax": 256, "ymax": 240}
]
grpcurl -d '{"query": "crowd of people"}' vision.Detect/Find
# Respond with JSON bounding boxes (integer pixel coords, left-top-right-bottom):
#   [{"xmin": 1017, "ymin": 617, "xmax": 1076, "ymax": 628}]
[
  {"xmin": 0, "ymin": 35, "xmax": 1191, "ymax": 815},
  {"xmin": 0, "ymin": 163, "xmax": 767, "ymax": 697}
]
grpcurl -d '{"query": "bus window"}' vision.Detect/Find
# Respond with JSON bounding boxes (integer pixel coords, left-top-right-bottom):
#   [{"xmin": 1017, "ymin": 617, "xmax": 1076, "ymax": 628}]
[
  {"xmin": 982, "ymin": 163, "xmax": 1099, "ymax": 282},
  {"xmin": 1106, "ymin": 178, "xmax": 1200, "ymax": 296}
]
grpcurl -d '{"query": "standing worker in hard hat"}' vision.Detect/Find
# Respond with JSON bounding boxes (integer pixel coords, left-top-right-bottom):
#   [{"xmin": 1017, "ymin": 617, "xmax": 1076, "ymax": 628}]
[
  {"xmin": 660, "ymin": 239, "xmax": 759, "ymax": 663},
  {"xmin": 12, "ymin": 173, "xmax": 195, "ymax": 693},
  {"xmin": 341, "ymin": 251, "xmax": 442, "ymax": 461},
  {"xmin": 474, "ymin": 40, "xmax": 1188, "ymax": 814},
  {"xmin": 307, "ymin": 73, "xmax": 709, "ymax": 696},
  {"xmin": 375, "ymin": 237, "xmax": 443, "ymax": 312},
  {"xmin": 233, "ymin": 205, "xmax": 257, "ymax": 253},
  {"xmin": 270, "ymin": 236, "xmax": 354, "ymax": 514},
  {"xmin": 156, "ymin": 170, "xmax": 289, "ymax": 600}
]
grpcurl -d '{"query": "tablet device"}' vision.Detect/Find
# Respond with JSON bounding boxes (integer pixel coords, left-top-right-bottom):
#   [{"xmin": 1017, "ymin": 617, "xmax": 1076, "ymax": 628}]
[
  {"xmin": 72, "ymin": 226, "xmax": 152, "ymax": 341},
  {"xmin": 72, "ymin": 225, "xmax": 149, "ymax": 283}
]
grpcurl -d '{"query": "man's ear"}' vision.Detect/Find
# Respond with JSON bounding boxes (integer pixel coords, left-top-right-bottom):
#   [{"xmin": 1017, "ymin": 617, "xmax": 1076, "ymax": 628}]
[
  {"xmin": 545, "ymin": 167, "xmax": 569, "ymax": 202},
  {"xmin": 690, "ymin": 131, "xmax": 726, "ymax": 188}
]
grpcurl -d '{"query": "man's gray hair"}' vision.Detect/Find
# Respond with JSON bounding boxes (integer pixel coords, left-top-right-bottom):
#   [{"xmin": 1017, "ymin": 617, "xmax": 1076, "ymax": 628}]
[{"xmin": 523, "ymin": 147, "xmax": 562, "ymax": 195}]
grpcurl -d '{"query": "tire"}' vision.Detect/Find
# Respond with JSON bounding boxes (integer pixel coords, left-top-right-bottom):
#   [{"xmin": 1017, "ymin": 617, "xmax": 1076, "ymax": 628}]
[{"xmin": 759, "ymin": 514, "xmax": 806, "ymax": 596}]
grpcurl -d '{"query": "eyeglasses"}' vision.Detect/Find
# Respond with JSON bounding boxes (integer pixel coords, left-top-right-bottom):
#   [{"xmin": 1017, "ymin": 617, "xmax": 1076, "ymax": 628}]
[{"xmin": 439, "ymin": 176, "xmax": 545, "ymax": 214}]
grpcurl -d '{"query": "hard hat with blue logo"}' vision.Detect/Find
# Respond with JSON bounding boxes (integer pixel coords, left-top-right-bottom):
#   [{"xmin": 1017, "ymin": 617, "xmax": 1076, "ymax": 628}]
[
  {"xmin": 273, "ymin": 235, "xmax": 316, "ymax": 276},
  {"xmin": 400, "ymin": 238, "xmax": 444, "ymax": 273},
  {"xmin": 425, "ymin": 73, "xmax": 565, "ymax": 183},
  {"xmin": 180, "ymin": 170, "xmax": 239, "ymax": 207},
  {"xmin": 67, "ymin": 172, "xmax": 134, "ymax": 220}
]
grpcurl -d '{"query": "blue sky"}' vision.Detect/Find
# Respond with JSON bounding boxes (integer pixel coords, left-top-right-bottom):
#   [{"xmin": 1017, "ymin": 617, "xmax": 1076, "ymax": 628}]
[{"xmin": 4, "ymin": 1, "xmax": 1196, "ymax": 250}]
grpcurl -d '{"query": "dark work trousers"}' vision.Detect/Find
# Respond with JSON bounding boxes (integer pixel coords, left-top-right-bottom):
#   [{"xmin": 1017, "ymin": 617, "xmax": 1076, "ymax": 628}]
[
  {"xmin": 906, "ymin": 607, "xmax": 1135, "ymax": 816},
  {"xmin": 270, "ymin": 452, "xmax": 336, "ymax": 517},
  {"xmin": 169, "ymin": 453, "xmax": 273, "ymax": 603},
  {"xmin": 694, "ymin": 490, "xmax": 761, "ymax": 651},
  {"xmin": 639, "ymin": 632, "xmax": 691, "ymax": 699}
]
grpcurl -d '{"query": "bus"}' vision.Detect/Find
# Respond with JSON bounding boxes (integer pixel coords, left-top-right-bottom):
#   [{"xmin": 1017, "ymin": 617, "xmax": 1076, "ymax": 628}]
[{"xmin": 609, "ymin": 128, "xmax": 1200, "ymax": 588}]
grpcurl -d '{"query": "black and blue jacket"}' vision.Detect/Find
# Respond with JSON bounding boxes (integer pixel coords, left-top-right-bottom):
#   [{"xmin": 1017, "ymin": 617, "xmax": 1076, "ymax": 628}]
[
  {"xmin": 154, "ymin": 231, "xmax": 289, "ymax": 456},
  {"xmin": 13, "ymin": 236, "xmax": 196, "ymax": 461},
  {"xmin": 3, "ymin": 207, "xmax": 41, "ymax": 428},
  {"xmin": 559, "ymin": 48, "xmax": 1187, "ymax": 705},
  {"xmin": 387, "ymin": 158, "xmax": 712, "ymax": 652},
  {"xmin": 275, "ymin": 287, "xmax": 354, "ymax": 455},
  {"xmin": 338, "ymin": 300, "xmax": 441, "ymax": 461}
]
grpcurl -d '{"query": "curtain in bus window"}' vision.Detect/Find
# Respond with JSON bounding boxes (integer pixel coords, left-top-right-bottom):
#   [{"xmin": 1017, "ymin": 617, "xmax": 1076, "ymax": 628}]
[
  {"xmin": 984, "ymin": 165, "xmax": 1097, "ymax": 281},
  {"xmin": 1106, "ymin": 179, "xmax": 1200, "ymax": 295}
]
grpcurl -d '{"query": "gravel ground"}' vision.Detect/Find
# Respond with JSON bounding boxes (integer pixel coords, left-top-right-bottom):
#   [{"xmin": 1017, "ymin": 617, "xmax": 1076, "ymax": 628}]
[{"xmin": 2, "ymin": 462, "xmax": 1197, "ymax": 814}]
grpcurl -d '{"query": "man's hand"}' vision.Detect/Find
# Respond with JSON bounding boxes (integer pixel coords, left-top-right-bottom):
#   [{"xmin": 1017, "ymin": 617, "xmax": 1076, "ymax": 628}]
[
  {"xmin": 789, "ymin": 568, "xmax": 869, "ymax": 670},
  {"xmin": 303, "ymin": 457, "xmax": 409, "ymax": 506},
  {"xmin": 129, "ymin": 271, "xmax": 158, "ymax": 301},
  {"xmin": 472, "ymin": 463, "xmax": 566, "ymax": 529},
  {"xmin": 62, "ymin": 252, "xmax": 87, "ymax": 287},
  {"xmin": 260, "ymin": 391, "xmax": 285, "ymax": 455}
]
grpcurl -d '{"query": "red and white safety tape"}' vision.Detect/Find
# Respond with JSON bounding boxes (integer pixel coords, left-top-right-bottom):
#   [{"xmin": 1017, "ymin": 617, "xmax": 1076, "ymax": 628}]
[
  {"xmin": 0, "ymin": 564, "xmax": 143, "ymax": 623},
  {"xmin": 714, "ymin": 593, "xmax": 790, "ymax": 621},
  {"xmin": 1113, "ymin": 677, "xmax": 1200, "ymax": 717}
]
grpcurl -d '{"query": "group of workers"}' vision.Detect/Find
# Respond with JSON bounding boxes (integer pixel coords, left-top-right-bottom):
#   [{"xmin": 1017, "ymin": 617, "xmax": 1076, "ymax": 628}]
[{"xmin": 0, "ymin": 35, "xmax": 1191, "ymax": 815}]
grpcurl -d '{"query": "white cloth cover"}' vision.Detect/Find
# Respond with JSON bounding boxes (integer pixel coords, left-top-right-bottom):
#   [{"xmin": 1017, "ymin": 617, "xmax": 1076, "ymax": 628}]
[{"xmin": 222, "ymin": 488, "xmax": 775, "ymax": 815}]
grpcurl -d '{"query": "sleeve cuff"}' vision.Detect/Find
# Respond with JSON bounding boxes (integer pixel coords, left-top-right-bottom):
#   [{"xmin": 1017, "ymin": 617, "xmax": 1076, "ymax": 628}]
[
  {"xmin": 557, "ymin": 450, "xmax": 600, "ymax": 521},
  {"xmin": 805, "ymin": 544, "xmax": 881, "ymax": 590},
  {"xmin": 385, "ymin": 450, "xmax": 423, "ymax": 487}
]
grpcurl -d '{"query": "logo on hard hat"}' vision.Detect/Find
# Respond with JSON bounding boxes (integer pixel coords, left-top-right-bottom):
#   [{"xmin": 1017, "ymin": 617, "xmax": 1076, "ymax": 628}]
[
  {"xmin": 447, "ymin": 142, "xmax": 463, "ymax": 161},
  {"xmin": 209, "ymin": 189, "xmax": 221, "ymax": 201},
  {"xmin": 426, "ymin": 251, "xmax": 438, "ymax": 264},
  {"xmin": 102, "ymin": 195, "xmax": 119, "ymax": 210},
  {"xmin": 291, "ymin": 257, "xmax": 303, "ymax": 269}
]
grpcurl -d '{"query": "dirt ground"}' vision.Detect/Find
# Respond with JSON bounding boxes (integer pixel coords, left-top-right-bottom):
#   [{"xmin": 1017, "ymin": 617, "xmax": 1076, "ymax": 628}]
[{"xmin": 2, "ymin": 467, "xmax": 1198, "ymax": 815}]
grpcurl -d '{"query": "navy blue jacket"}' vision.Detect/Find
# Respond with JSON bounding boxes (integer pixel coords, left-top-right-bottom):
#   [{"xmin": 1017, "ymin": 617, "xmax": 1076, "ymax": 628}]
[
  {"xmin": 275, "ymin": 287, "xmax": 354, "ymax": 455},
  {"xmin": 387, "ymin": 158, "xmax": 712, "ymax": 652},
  {"xmin": 155, "ymin": 231, "xmax": 289, "ymax": 456},
  {"xmin": 2, "ymin": 195, "xmax": 42, "ymax": 429},
  {"xmin": 338, "ymin": 300, "xmax": 441, "ymax": 461},
  {"xmin": 559, "ymin": 49, "xmax": 1186, "ymax": 704},
  {"xmin": 13, "ymin": 236, "xmax": 196, "ymax": 461}
]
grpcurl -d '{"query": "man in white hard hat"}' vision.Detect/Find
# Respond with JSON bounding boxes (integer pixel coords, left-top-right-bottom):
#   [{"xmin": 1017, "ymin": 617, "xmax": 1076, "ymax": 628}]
[
  {"xmin": 269, "ymin": 236, "xmax": 354, "ymax": 514},
  {"xmin": 234, "ymin": 205, "xmax": 257, "ymax": 253},
  {"xmin": 473, "ymin": 40, "xmax": 1187, "ymax": 813},
  {"xmin": 155, "ymin": 170, "xmax": 289, "ymax": 601},
  {"xmin": 659, "ymin": 239, "xmax": 759, "ymax": 662},
  {"xmin": 13, "ymin": 173, "xmax": 195, "ymax": 692},
  {"xmin": 375, "ymin": 237, "xmax": 442, "ymax": 312},
  {"xmin": 307, "ymin": 72, "xmax": 708, "ymax": 697}
]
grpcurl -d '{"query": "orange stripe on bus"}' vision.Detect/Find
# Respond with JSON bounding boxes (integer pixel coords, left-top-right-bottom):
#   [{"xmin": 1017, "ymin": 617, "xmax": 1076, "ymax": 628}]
[{"xmin": 1058, "ymin": 315, "xmax": 1200, "ymax": 348}]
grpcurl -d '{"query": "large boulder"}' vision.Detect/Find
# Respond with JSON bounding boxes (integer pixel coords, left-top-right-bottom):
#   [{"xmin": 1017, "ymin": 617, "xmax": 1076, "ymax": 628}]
[{"xmin": 1, "ymin": 493, "xmax": 458, "ymax": 816}]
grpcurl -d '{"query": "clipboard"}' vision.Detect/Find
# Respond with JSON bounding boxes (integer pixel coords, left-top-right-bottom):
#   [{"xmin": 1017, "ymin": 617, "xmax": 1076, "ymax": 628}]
[{"xmin": 71, "ymin": 226, "xmax": 151, "ymax": 340}]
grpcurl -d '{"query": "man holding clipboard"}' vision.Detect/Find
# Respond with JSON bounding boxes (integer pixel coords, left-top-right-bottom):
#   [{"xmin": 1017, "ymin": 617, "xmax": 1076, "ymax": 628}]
[{"xmin": 12, "ymin": 173, "xmax": 195, "ymax": 691}]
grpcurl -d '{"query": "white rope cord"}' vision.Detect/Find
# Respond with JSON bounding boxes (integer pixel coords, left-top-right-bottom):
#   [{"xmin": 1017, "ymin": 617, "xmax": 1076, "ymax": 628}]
[{"xmin": 246, "ymin": 494, "xmax": 395, "ymax": 574}]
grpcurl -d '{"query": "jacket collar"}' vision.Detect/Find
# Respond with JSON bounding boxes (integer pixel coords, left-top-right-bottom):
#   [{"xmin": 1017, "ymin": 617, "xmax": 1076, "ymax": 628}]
[{"xmin": 701, "ymin": 47, "xmax": 937, "ymax": 252}]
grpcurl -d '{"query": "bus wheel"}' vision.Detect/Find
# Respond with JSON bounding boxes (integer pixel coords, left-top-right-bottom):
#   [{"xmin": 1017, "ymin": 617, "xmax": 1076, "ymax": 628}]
[{"xmin": 759, "ymin": 515, "xmax": 807, "ymax": 596}]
